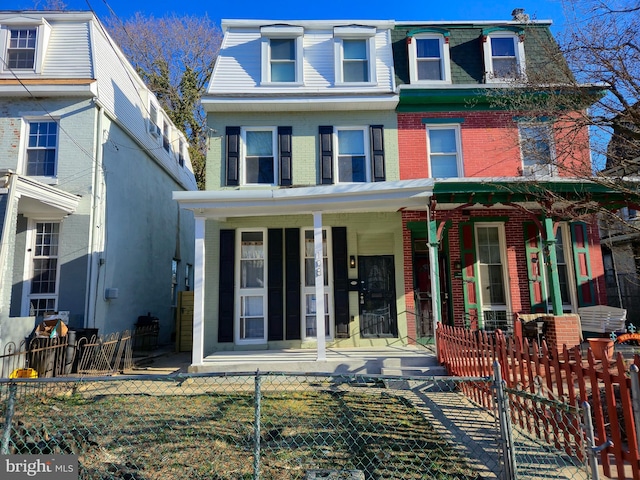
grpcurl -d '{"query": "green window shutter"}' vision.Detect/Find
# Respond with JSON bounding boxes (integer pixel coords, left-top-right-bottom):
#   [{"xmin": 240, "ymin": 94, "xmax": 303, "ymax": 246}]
[
  {"xmin": 459, "ymin": 222, "xmax": 480, "ymax": 329},
  {"xmin": 218, "ymin": 229, "xmax": 235, "ymax": 342},
  {"xmin": 571, "ymin": 222, "xmax": 596, "ymax": 306},
  {"xmin": 523, "ymin": 222, "xmax": 548, "ymax": 312}
]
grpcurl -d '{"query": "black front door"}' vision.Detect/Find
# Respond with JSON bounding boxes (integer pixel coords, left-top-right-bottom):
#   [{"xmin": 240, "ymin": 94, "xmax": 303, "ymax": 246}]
[{"xmin": 358, "ymin": 255, "xmax": 398, "ymax": 337}]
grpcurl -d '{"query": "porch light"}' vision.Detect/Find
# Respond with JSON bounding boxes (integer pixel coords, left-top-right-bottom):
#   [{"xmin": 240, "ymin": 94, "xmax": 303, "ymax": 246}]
[{"xmin": 350, "ymin": 255, "xmax": 356, "ymax": 269}]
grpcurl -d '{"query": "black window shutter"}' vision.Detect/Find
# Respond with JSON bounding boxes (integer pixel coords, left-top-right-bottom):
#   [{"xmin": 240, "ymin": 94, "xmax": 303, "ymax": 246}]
[
  {"xmin": 319, "ymin": 126, "xmax": 334, "ymax": 184},
  {"xmin": 278, "ymin": 127, "xmax": 292, "ymax": 186},
  {"xmin": 268, "ymin": 229, "xmax": 284, "ymax": 341},
  {"xmin": 285, "ymin": 228, "xmax": 301, "ymax": 340},
  {"xmin": 332, "ymin": 227, "xmax": 350, "ymax": 337},
  {"xmin": 218, "ymin": 229, "xmax": 235, "ymax": 342},
  {"xmin": 370, "ymin": 125, "xmax": 386, "ymax": 182},
  {"xmin": 226, "ymin": 127, "xmax": 240, "ymax": 186}
]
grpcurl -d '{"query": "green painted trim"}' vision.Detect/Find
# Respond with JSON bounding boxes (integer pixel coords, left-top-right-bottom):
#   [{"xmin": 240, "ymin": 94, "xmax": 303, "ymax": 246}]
[
  {"xmin": 459, "ymin": 222, "xmax": 481, "ymax": 329},
  {"xmin": 407, "ymin": 221, "xmax": 428, "ymax": 232},
  {"xmin": 543, "ymin": 217, "xmax": 563, "ymax": 316},
  {"xmin": 571, "ymin": 222, "xmax": 596, "ymax": 307},
  {"xmin": 461, "ymin": 216, "xmax": 510, "ymax": 224},
  {"xmin": 407, "ymin": 27, "xmax": 450, "ymax": 37},
  {"xmin": 422, "ymin": 118, "xmax": 465, "ymax": 124},
  {"xmin": 482, "ymin": 26, "xmax": 525, "ymax": 36},
  {"xmin": 513, "ymin": 115, "xmax": 555, "ymax": 123},
  {"xmin": 523, "ymin": 222, "xmax": 548, "ymax": 312}
]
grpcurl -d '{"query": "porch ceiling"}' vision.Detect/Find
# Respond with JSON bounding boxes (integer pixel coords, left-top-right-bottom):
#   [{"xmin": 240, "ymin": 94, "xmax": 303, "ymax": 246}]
[{"xmin": 174, "ymin": 179, "xmax": 434, "ymax": 219}]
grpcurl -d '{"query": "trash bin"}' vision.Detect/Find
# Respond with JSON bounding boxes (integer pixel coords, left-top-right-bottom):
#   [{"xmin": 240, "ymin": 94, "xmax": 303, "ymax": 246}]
[
  {"xmin": 67, "ymin": 328, "xmax": 99, "ymax": 373},
  {"xmin": 134, "ymin": 313, "xmax": 159, "ymax": 351},
  {"xmin": 29, "ymin": 318, "xmax": 69, "ymax": 377}
]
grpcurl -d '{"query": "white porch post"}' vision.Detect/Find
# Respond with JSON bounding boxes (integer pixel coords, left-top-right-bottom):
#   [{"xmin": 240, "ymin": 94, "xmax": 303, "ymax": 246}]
[
  {"xmin": 192, "ymin": 216, "xmax": 206, "ymax": 366},
  {"xmin": 313, "ymin": 212, "xmax": 326, "ymax": 361}
]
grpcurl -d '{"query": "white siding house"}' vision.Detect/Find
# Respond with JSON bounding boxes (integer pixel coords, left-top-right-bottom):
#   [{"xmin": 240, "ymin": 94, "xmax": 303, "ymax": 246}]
[{"xmin": 0, "ymin": 10, "xmax": 197, "ymax": 352}]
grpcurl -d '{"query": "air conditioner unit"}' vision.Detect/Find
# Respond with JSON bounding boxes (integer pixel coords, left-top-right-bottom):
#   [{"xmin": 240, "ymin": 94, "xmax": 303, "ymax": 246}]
[{"xmin": 148, "ymin": 120, "xmax": 161, "ymax": 138}]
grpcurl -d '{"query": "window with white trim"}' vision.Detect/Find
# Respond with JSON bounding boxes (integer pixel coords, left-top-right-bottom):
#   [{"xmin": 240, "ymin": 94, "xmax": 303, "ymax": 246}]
[
  {"xmin": 519, "ymin": 123, "xmax": 556, "ymax": 176},
  {"xmin": 483, "ymin": 32, "xmax": 525, "ymax": 82},
  {"xmin": 1, "ymin": 20, "xmax": 50, "ymax": 75},
  {"xmin": 552, "ymin": 224, "xmax": 577, "ymax": 312},
  {"xmin": 260, "ymin": 25, "xmax": 303, "ymax": 84},
  {"xmin": 236, "ymin": 230, "xmax": 267, "ymax": 344},
  {"xmin": 302, "ymin": 228, "xmax": 333, "ymax": 339},
  {"xmin": 336, "ymin": 127, "xmax": 369, "ymax": 183},
  {"xmin": 27, "ymin": 221, "xmax": 60, "ymax": 318},
  {"xmin": 334, "ymin": 26, "xmax": 376, "ymax": 85},
  {"xmin": 475, "ymin": 224, "xmax": 511, "ymax": 331},
  {"xmin": 25, "ymin": 120, "xmax": 58, "ymax": 177},
  {"xmin": 242, "ymin": 127, "xmax": 277, "ymax": 185},
  {"xmin": 148, "ymin": 103, "xmax": 161, "ymax": 138},
  {"xmin": 408, "ymin": 34, "xmax": 451, "ymax": 83},
  {"xmin": 426, "ymin": 125, "xmax": 463, "ymax": 178},
  {"xmin": 163, "ymin": 121, "xmax": 171, "ymax": 152}
]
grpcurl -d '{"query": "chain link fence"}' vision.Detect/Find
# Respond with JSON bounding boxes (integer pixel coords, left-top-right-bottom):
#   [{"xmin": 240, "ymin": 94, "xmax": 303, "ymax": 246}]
[{"xmin": 0, "ymin": 371, "xmax": 590, "ymax": 479}]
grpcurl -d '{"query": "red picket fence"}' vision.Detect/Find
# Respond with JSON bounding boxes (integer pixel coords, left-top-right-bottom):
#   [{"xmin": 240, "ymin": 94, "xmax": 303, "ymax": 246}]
[{"xmin": 436, "ymin": 323, "xmax": 640, "ymax": 480}]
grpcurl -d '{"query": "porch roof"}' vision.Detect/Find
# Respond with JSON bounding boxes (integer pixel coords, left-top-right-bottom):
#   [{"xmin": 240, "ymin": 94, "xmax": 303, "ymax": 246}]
[
  {"xmin": 173, "ymin": 179, "xmax": 434, "ymax": 219},
  {"xmin": 431, "ymin": 177, "xmax": 640, "ymax": 211}
]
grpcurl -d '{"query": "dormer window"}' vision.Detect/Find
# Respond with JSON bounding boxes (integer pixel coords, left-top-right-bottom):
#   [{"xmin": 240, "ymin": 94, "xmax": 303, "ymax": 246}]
[
  {"xmin": 482, "ymin": 29, "xmax": 526, "ymax": 82},
  {"xmin": 8, "ymin": 28, "xmax": 36, "ymax": 69},
  {"xmin": 407, "ymin": 30, "xmax": 451, "ymax": 84},
  {"xmin": 334, "ymin": 26, "xmax": 377, "ymax": 86},
  {"xmin": 0, "ymin": 18, "xmax": 51, "ymax": 75},
  {"xmin": 260, "ymin": 25, "xmax": 303, "ymax": 85}
]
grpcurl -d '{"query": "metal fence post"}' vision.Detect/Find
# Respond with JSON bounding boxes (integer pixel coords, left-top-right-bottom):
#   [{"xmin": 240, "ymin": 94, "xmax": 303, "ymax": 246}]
[
  {"xmin": 493, "ymin": 360, "xmax": 517, "ymax": 480},
  {"xmin": 1, "ymin": 383, "xmax": 18, "ymax": 454},
  {"xmin": 582, "ymin": 401, "xmax": 601, "ymax": 480},
  {"xmin": 254, "ymin": 370, "xmax": 262, "ymax": 480}
]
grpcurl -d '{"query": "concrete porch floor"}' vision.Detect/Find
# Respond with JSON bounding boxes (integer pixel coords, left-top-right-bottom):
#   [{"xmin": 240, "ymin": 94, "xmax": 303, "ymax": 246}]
[{"xmin": 188, "ymin": 344, "xmax": 444, "ymax": 376}]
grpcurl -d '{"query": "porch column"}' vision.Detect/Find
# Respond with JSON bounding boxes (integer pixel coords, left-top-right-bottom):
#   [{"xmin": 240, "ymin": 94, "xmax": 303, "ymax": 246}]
[
  {"xmin": 313, "ymin": 211, "xmax": 326, "ymax": 361},
  {"xmin": 192, "ymin": 216, "xmax": 206, "ymax": 366},
  {"xmin": 427, "ymin": 216, "xmax": 441, "ymax": 333},
  {"xmin": 543, "ymin": 217, "xmax": 563, "ymax": 316}
]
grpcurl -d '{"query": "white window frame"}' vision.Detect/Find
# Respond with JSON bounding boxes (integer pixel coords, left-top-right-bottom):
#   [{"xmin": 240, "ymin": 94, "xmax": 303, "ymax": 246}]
[
  {"xmin": 260, "ymin": 25, "xmax": 304, "ymax": 85},
  {"xmin": 20, "ymin": 117, "xmax": 59, "ymax": 182},
  {"xmin": 408, "ymin": 34, "xmax": 451, "ymax": 84},
  {"xmin": 0, "ymin": 19, "xmax": 51, "ymax": 75},
  {"xmin": 425, "ymin": 124, "xmax": 464, "ymax": 179},
  {"xmin": 21, "ymin": 219, "xmax": 61, "ymax": 318},
  {"xmin": 163, "ymin": 121, "xmax": 171, "ymax": 153},
  {"xmin": 235, "ymin": 229, "xmax": 268, "ymax": 345},
  {"xmin": 241, "ymin": 126, "xmax": 278, "ymax": 186},
  {"xmin": 148, "ymin": 102, "xmax": 162, "ymax": 139},
  {"xmin": 518, "ymin": 122, "xmax": 556, "ymax": 177},
  {"xmin": 334, "ymin": 126, "xmax": 371, "ymax": 183},
  {"xmin": 482, "ymin": 32, "xmax": 526, "ymax": 82},
  {"xmin": 301, "ymin": 227, "xmax": 334, "ymax": 341},
  {"xmin": 334, "ymin": 26, "xmax": 377, "ymax": 86},
  {"xmin": 474, "ymin": 223, "xmax": 512, "ymax": 330}
]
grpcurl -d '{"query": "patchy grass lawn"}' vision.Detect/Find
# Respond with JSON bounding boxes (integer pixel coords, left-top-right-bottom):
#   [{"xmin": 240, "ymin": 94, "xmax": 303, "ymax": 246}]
[{"xmin": 5, "ymin": 379, "xmax": 484, "ymax": 479}]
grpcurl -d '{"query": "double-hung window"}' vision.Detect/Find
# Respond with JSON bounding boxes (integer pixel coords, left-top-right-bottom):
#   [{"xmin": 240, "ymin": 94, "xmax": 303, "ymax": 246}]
[
  {"xmin": 163, "ymin": 122, "xmax": 171, "ymax": 153},
  {"xmin": 7, "ymin": 27, "xmax": 36, "ymax": 69},
  {"xmin": 236, "ymin": 230, "xmax": 267, "ymax": 344},
  {"xmin": 426, "ymin": 125, "xmax": 463, "ymax": 178},
  {"xmin": 408, "ymin": 33, "xmax": 451, "ymax": 84},
  {"xmin": 519, "ymin": 123, "xmax": 555, "ymax": 176},
  {"xmin": 475, "ymin": 224, "xmax": 510, "ymax": 331},
  {"xmin": 1, "ymin": 20, "xmax": 50, "ymax": 74},
  {"xmin": 334, "ymin": 26, "xmax": 376, "ymax": 85},
  {"xmin": 26, "ymin": 221, "xmax": 60, "ymax": 318},
  {"xmin": 260, "ymin": 25, "xmax": 303, "ymax": 84},
  {"xmin": 483, "ymin": 31, "xmax": 525, "ymax": 82},
  {"xmin": 26, "ymin": 120, "xmax": 58, "ymax": 178},
  {"xmin": 242, "ymin": 127, "xmax": 277, "ymax": 185},
  {"xmin": 336, "ymin": 127, "xmax": 369, "ymax": 183}
]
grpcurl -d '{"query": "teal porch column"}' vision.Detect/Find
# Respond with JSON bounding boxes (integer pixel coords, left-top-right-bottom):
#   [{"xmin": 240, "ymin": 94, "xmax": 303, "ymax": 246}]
[{"xmin": 543, "ymin": 217, "xmax": 563, "ymax": 316}]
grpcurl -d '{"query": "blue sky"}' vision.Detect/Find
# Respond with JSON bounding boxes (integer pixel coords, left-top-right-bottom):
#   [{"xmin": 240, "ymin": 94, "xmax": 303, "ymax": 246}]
[{"xmin": 18, "ymin": 0, "xmax": 568, "ymax": 31}]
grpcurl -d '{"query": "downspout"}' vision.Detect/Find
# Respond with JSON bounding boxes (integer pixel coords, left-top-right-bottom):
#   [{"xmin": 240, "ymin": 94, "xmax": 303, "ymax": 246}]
[{"xmin": 84, "ymin": 99, "xmax": 105, "ymax": 328}]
